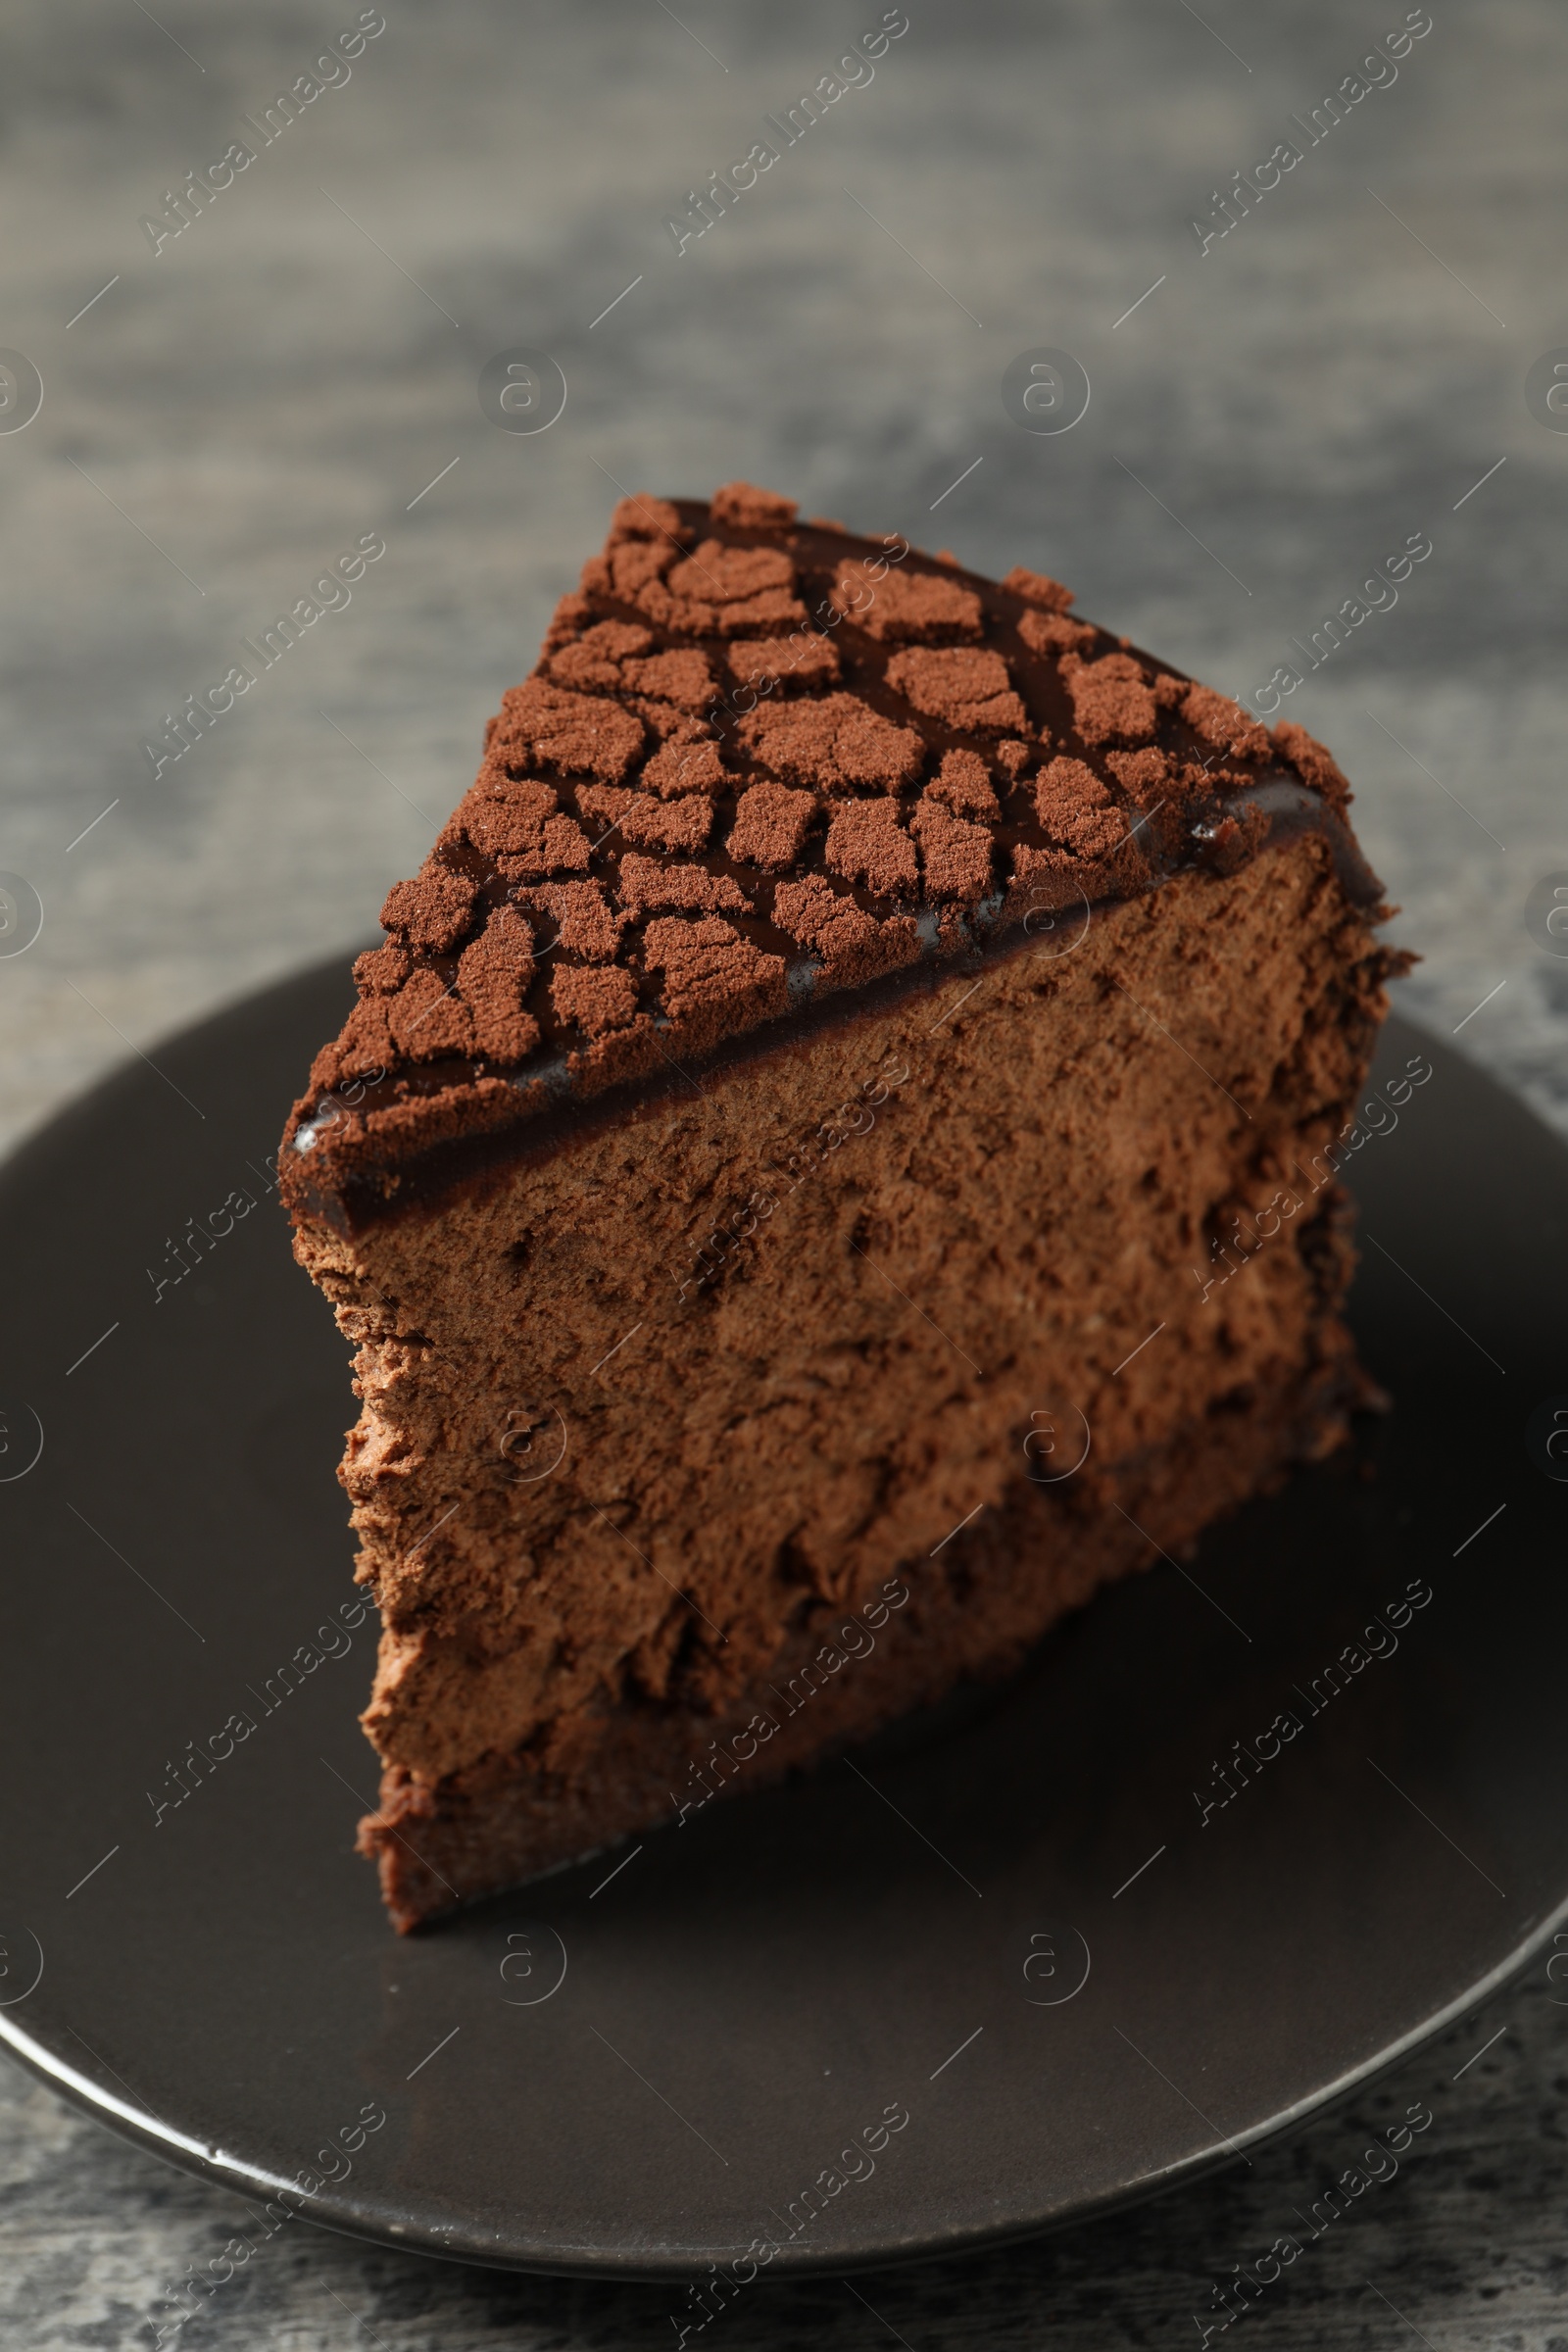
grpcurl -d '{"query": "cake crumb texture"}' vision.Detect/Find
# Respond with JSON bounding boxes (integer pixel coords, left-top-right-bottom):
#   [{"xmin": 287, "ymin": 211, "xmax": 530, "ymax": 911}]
[{"xmin": 290, "ymin": 832, "xmax": 1398, "ymax": 1926}]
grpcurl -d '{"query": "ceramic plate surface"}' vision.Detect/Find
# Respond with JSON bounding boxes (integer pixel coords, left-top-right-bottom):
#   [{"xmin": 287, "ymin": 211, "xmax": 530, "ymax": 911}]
[{"xmin": 0, "ymin": 972, "xmax": 1563, "ymax": 2280}]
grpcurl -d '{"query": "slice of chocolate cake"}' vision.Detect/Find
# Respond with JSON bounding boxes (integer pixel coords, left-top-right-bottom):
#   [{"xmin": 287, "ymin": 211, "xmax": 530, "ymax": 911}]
[{"xmin": 282, "ymin": 481, "xmax": 1404, "ymax": 1931}]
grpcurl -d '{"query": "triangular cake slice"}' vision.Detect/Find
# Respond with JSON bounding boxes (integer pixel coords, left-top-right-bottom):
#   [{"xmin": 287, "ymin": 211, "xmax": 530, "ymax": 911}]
[{"xmin": 282, "ymin": 482, "xmax": 1403, "ymax": 1930}]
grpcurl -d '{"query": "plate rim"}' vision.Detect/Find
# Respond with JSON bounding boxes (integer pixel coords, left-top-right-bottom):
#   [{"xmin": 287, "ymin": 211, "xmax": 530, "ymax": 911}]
[
  {"xmin": 2, "ymin": 1895, "xmax": 1564, "ymax": 2281},
  {"xmin": 1, "ymin": 971, "xmax": 1563, "ymax": 2280}
]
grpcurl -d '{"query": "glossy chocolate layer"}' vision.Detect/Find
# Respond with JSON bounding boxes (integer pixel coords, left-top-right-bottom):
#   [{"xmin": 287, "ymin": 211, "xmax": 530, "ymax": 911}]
[{"xmin": 282, "ymin": 484, "xmax": 1383, "ymax": 1231}]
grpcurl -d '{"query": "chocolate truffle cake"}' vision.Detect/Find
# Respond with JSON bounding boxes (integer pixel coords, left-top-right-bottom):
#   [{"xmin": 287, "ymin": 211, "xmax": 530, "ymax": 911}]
[{"xmin": 282, "ymin": 481, "xmax": 1402, "ymax": 1931}]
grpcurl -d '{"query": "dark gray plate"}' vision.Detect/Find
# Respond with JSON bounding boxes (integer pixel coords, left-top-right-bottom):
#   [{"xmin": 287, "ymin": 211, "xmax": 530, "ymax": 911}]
[{"xmin": 0, "ymin": 971, "xmax": 1563, "ymax": 2284}]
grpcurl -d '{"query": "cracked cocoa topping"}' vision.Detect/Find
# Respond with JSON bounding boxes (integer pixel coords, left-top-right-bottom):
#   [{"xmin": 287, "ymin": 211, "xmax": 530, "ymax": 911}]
[{"xmin": 285, "ymin": 483, "xmax": 1374, "ymax": 1221}]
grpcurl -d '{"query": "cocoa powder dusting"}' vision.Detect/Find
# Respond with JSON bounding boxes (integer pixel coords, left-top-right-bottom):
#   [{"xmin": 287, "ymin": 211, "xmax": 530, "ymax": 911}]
[{"xmin": 287, "ymin": 481, "xmax": 1379, "ymax": 1183}]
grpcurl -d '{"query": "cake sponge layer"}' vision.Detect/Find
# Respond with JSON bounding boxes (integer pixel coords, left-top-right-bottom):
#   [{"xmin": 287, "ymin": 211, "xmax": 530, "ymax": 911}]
[
  {"xmin": 289, "ymin": 829, "xmax": 1394, "ymax": 1922},
  {"xmin": 363, "ymin": 1359, "xmax": 1357, "ymax": 1931}
]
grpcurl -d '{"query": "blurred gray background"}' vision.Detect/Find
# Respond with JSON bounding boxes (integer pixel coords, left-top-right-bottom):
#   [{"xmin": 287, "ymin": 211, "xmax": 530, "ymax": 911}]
[
  {"xmin": 4, "ymin": 1, "xmax": 1567, "ymax": 2344},
  {"xmin": 4, "ymin": 0, "xmax": 1566, "ymax": 1158}
]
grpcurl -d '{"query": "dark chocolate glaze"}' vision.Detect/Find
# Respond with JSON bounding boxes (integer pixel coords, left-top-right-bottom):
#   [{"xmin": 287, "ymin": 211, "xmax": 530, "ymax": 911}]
[{"xmin": 284, "ymin": 501, "xmax": 1386, "ymax": 1235}]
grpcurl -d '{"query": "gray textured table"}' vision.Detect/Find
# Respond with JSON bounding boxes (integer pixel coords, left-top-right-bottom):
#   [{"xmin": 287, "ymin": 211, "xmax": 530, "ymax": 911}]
[
  {"xmin": 4, "ymin": 1978, "xmax": 1567, "ymax": 2349},
  {"xmin": 3, "ymin": 1, "xmax": 1565, "ymax": 2341}
]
